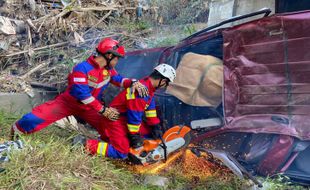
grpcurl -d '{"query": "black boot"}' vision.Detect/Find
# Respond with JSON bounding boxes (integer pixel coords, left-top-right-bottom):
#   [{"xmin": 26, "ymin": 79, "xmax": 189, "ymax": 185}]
[
  {"xmin": 128, "ymin": 134, "xmax": 144, "ymax": 148},
  {"xmin": 10, "ymin": 126, "xmax": 19, "ymax": 141}
]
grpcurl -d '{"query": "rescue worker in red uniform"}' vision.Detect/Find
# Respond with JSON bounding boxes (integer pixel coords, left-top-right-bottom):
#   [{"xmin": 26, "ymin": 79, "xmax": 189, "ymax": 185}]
[
  {"xmin": 11, "ymin": 38, "xmax": 148, "ymax": 137},
  {"xmin": 84, "ymin": 64, "xmax": 176, "ymax": 159}
]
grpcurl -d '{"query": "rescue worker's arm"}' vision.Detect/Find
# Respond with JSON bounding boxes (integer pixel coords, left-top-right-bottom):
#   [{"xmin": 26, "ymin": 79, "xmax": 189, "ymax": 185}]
[
  {"xmin": 109, "ymin": 68, "xmax": 133, "ymax": 88},
  {"xmin": 126, "ymin": 88, "xmax": 148, "ymax": 134},
  {"xmin": 145, "ymin": 97, "xmax": 162, "ymax": 139},
  {"xmin": 144, "ymin": 97, "xmax": 160, "ymax": 126},
  {"xmin": 70, "ymin": 64, "xmax": 119, "ymax": 120},
  {"xmin": 70, "ymin": 64, "xmax": 103, "ymax": 112},
  {"xmin": 109, "ymin": 69, "xmax": 148, "ymax": 97}
]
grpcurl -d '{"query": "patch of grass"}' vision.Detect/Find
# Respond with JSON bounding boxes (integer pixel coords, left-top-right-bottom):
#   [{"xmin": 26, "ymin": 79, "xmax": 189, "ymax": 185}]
[
  {"xmin": 154, "ymin": 0, "xmax": 207, "ymax": 25},
  {"xmin": 0, "ymin": 130, "xmax": 139, "ymax": 189},
  {"xmin": 183, "ymin": 24, "xmax": 197, "ymax": 36},
  {"xmin": 262, "ymin": 175, "xmax": 308, "ymax": 190},
  {"xmin": 1, "ymin": 111, "xmax": 308, "ymax": 190},
  {"xmin": 0, "ymin": 112, "xmax": 145, "ymax": 190},
  {"xmin": 147, "ymin": 36, "xmax": 179, "ymax": 48},
  {"xmin": 0, "ymin": 110, "xmax": 20, "ymax": 140},
  {"xmin": 117, "ymin": 19, "xmax": 152, "ymax": 33},
  {"xmin": 147, "ymin": 24, "xmax": 197, "ymax": 48}
]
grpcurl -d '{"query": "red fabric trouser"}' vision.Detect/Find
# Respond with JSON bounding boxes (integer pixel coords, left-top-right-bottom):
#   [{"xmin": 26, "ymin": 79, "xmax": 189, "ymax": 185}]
[
  {"xmin": 15, "ymin": 93, "xmax": 152, "ymax": 158},
  {"xmin": 86, "ymin": 116, "xmax": 152, "ymax": 157},
  {"xmin": 14, "ymin": 94, "xmax": 105, "ymax": 134}
]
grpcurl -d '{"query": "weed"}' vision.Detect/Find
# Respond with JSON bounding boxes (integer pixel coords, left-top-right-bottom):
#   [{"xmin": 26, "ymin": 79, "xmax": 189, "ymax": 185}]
[
  {"xmin": 117, "ymin": 18, "xmax": 152, "ymax": 33},
  {"xmin": 154, "ymin": 0, "xmax": 208, "ymax": 25},
  {"xmin": 147, "ymin": 36, "xmax": 179, "ymax": 48},
  {"xmin": 183, "ymin": 24, "xmax": 197, "ymax": 36},
  {"xmin": 262, "ymin": 174, "xmax": 308, "ymax": 190},
  {"xmin": 0, "ymin": 111, "xmax": 308, "ymax": 190}
]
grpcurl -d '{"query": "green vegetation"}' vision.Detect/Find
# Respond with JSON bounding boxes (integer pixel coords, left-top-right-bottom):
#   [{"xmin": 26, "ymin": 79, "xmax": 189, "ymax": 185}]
[
  {"xmin": 183, "ymin": 24, "xmax": 197, "ymax": 36},
  {"xmin": 261, "ymin": 175, "xmax": 309, "ymax": 190},
  {"xmin": 147, "ymin": 36, "xmax": 180, "ymax": 48},
  {"xmin": 117, "ymin": 19, "xmax": 152, "ymax": 33},
  {"xmin": 0, "ymin": 110, "xmax": 308, "ymax": 190},
  {"xmin": 0, "ymin": 111, "xmax": 142, "ymax": 190},
  {"xmin": 154, "ymin": 0, "xmax": 207, "ymax": 25}
]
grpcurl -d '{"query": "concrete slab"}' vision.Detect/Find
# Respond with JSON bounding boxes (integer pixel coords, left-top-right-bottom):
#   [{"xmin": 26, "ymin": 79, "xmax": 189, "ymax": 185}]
[
  {"xmin": 208, "ymin": 0, "xmax": 235, "ymax": 26},
  {"xmin": 0, "ymin": 91, "xmax": 59, "ymax": 114},
  {"xmin": 234, "ymin": 0, "xmax": 275, "ymax": 25},
  {"xmin": 208, "ymin": 0, "xmax": 275, "ymax": 28}
]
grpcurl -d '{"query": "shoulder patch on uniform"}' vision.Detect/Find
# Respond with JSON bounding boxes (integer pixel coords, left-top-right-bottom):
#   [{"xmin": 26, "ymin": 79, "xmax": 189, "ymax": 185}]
[
  {"xmin": 88, "ymin": 75, "xmax": 98, "ymax": 82},
  {"xmin": 103, "ymin": 70, "xmax": 109, "ymax": 75},
  {"xmin": 103, "ymin": 69, "xmax": 110, "ymax": 80}
]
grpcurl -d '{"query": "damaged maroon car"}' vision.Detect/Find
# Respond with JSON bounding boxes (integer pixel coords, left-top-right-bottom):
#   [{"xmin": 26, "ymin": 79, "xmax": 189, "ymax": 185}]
[{"xmin": 114, "ymin": 8, "xmax": 310, "ymax": 185}]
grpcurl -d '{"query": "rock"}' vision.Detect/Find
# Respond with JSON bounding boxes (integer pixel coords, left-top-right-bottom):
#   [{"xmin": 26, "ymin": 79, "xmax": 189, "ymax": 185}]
[
  {"xmin": 12, "ymin": 19, "xmax": 26, "ymax": 34},
  {"xmin": 134, "ymin": 39, "xmax": 148, "ymax": 49},
  {"xmin": 28, "ymin": 0, "xmax": 36, "ymax": 11},
  {"xmin": 143, "ymin": 175, "xmax": 169, "ymax": 188},
  {"xmin": 0, "ymin": 16, "xmax": 15, "ymax": 34},
  {"xmin": 0, "ymin": 36, "xmax": 14, "ymax": 50},
  {"xmin": 73, "ymin": 32, "xmax": 85, "ymax": 44},
  {"xmin": 0, "ymin": 0, "xmax": 5, "ymax": 7}
]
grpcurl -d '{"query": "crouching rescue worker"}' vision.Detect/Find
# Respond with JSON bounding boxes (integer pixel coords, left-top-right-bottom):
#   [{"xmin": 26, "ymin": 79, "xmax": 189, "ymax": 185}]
[
  {"xmin": 11, "ymin": 38, "xmax": 148, "ymax": 138},
  {"xmin": 84, "ymin": 64, "xmax": 176, "ymax": 159}
]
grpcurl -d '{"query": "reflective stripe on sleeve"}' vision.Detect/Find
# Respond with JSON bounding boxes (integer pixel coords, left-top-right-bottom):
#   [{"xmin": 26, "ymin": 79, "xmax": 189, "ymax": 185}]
[
  {"xmin": 127, "ymin": 124, "xmax": 140, "ymax": 133},
  {"xmin": 88, "ymin": 78, "xmax": 110, "ymax": 89},
  {"xmin": 145, "ymin": 110, "xmax": 157, "ymax": 118},
  {"xmin": 81, "ymin": 96, "xmax": 95, "ymax": 104}
]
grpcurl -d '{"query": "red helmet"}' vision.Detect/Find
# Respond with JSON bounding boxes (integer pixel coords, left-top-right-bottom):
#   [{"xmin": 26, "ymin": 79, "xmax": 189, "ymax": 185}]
[{"xmin": 96, "ymin": 38, "xmax": 125, "ymax": 58}]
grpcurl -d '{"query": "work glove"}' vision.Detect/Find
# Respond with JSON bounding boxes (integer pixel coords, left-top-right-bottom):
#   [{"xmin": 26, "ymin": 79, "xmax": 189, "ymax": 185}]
[
  {"xmin": 100, "ymin": 107, "xmax": 120, "ymax": 121},
  {"xmin": 131, "ymin": 80, "xmax": 149, "ymax": 97},
  {"xmin": 151, "ymin": 125, "xmax": 163, "ymax": 139},
  {"xmin": 128, "ymin": 134, "xmax": 144, "ymax": 148}
]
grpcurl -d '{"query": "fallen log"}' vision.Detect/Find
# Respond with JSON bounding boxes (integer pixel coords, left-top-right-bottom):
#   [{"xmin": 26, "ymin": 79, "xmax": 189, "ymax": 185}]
[{"xmin": 30, "ymin": 82, "xmax": 58, "ymax": 91}]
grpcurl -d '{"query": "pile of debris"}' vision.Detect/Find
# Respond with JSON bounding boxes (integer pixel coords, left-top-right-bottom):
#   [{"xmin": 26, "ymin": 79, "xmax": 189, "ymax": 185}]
[{"xmin": 0, "ymin": 0, "xmax": 158, "ymax": 94}]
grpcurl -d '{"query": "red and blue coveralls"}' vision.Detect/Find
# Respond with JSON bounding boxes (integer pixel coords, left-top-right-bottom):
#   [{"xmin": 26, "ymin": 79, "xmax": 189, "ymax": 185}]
[
  {"xmin": 86, "ymin": 77, "xmax": 160, "ymax": 159},
  {"xmin": 13, "ymin": 55, "xmax": 133, "ymax": 134}
]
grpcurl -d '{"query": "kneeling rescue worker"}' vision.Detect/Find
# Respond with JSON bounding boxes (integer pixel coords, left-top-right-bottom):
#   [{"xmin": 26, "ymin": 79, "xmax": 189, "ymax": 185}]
[
  {"xmin": 84, "ymin": 64, "xmax": 176, "ymax": 159},
  {"xmin": 11, "ymin": 38, "xmax": 148, "ymax": 138}
]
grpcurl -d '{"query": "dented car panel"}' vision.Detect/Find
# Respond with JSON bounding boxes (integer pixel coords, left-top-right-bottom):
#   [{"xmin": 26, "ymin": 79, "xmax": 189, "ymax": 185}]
[
  {"xmin": 114, "ymin": 10, "xmax": 310, "ymax": 182},
  {"xmin": 223, "ymin": 10, "xmax": 310, "ymax": 140}
]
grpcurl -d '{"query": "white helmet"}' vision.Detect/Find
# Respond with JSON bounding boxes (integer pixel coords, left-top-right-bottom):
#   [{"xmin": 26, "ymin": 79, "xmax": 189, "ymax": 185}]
[{"xmin": 154, "ymin": 63, "xmax": 176, "ymax": 82}]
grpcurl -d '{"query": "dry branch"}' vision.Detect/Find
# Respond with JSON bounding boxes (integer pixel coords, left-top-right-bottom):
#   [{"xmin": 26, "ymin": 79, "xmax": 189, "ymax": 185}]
[
  {"xmin": 0, "ymin": 0, "xmax": 159, "ymax": 94},
  {"xmin": 20, "ymin": 62, "xmax": 49, "ymax": 79},
  {"xmin": 83, "ymin": 10, "xmax": 112, "ymax": 36},
  {"xmin": 3, "ymin": 42, "xmax": 70, "ymax": 57},
  {"xmin": 26, "ymin": 19, "xmax": 37, "ymax": 31}
]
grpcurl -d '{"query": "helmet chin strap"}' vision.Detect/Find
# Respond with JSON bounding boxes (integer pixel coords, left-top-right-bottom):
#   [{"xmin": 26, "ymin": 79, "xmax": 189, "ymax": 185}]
[
  {"xmin": 156, "ymin": 78, "xmax": 168, "ymax": 89},
  {"xmin": 96, "ymin": 49, "xmax": 117, "ymax": 69},
  {"xmin": 103, "ymin": 54, "xmax": 112, "ymax": 69},
  {"xmin": 103, "ymin": 53, "xmax": 117, "ymax": 69}
]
